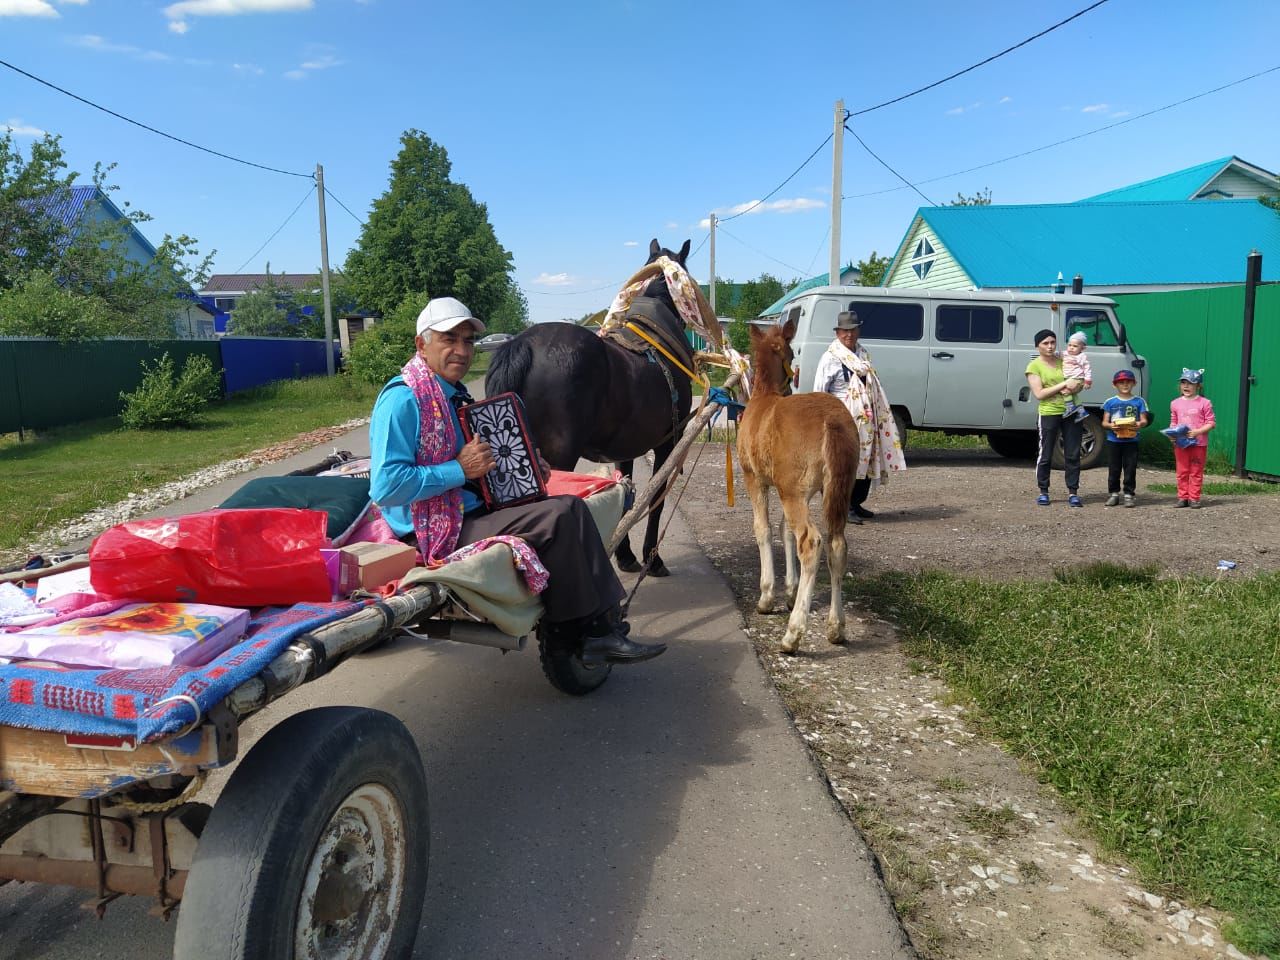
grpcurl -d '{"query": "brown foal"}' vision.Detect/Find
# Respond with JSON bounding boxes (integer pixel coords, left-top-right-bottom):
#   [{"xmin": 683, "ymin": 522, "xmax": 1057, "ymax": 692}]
[{"xmin": 737, "ymin": 319, "xmax": 859, "ymax": 654}]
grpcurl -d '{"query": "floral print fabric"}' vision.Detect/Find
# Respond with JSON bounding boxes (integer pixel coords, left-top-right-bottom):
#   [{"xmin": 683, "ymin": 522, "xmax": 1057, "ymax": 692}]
[{"xmin": 823, "ymin": 340, "xmax": 907, "ymax": 488}]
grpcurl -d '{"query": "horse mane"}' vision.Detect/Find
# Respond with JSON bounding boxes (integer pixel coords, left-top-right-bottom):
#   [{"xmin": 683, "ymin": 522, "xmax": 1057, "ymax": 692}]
[{"xmin": 485, "ymin": 334, "xmax": 534, "ymax": 397}]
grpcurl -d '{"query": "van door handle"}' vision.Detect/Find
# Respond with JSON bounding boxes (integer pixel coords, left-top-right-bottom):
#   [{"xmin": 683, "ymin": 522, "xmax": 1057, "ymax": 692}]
[{"xmin": 931, "ymin": 351, "xmax": 954, "ymax": 360}]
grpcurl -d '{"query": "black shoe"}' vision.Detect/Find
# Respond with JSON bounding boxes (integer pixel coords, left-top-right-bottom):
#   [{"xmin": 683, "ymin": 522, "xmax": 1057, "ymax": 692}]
[
  {"xmin": 846, "ymin": 509, "xmax": 863, "ymax": 525},
  {"xmin": 852, "ymin": 505, "xmax": 875, "ymax": 519},
  {"xmin": 580, "ymin": 629, "xmax": 667, "ymax": 666}
]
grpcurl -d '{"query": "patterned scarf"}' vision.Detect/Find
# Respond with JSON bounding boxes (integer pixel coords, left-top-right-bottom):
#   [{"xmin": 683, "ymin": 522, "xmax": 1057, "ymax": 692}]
[
  {"xmin": 399, "ymin": 354, "xmax": 550, "ymax": 594},
  {"xmin": 824, "ymin": 339, "xmax": 907, "ymax": 488},
  {"xmin": 600, "ymin": 256, "xmax": 723, "ymax": 351}
]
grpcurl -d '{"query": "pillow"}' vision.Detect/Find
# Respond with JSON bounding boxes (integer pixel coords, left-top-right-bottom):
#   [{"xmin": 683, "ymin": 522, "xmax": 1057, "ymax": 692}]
[{"xmin": 218, "ymin": 476, "xmax": 371, "ymax": 542}]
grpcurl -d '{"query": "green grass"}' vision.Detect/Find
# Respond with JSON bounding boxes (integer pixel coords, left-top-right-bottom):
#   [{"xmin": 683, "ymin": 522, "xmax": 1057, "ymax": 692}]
[
  {"xmin": 0, "ymin": 374, "xmax": 379, "ymax": 553},
  {"xmin": 1147, "ymin": 480, "xmax": 1280, "ymax": 496},
  {"xmin": 906, "ymin": 429, "xmax": 988, "ymax": 450},
  {"xmin": 847, "ymin": 565, "xmax": 1280, "ymax": 955}
]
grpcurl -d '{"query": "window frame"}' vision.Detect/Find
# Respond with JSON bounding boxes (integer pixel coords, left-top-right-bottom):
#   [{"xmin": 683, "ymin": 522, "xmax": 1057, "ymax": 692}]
[{"xmin": 934, "ymin": 304, "xmax": 1004, "ymax": 344}]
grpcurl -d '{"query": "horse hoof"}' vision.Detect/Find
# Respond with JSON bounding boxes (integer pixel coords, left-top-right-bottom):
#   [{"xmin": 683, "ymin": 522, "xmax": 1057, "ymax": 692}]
[
  {"xmin": 780, "ymin": 637, "xmax": 800, "ymax": 655},
  {"xmin": 647, "ymin": 559, "xmax": 670, "ymax": 578},
  {"xmin": 616, "ymin": 558, "xmax": 643, "ymax": 573},
  {"xmin": 827, "ymin": 628, "xmax": 847, "ymax": 646},
  {"xmin": 756, "ymin": 595, "xmax": 774, "ymax": 614}
]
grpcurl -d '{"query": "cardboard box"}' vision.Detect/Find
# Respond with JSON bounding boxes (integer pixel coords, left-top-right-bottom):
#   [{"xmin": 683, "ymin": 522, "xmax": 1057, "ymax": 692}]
[{"xmin": 341, "ymin": 541, "xmax": 418, "ymax": 591}]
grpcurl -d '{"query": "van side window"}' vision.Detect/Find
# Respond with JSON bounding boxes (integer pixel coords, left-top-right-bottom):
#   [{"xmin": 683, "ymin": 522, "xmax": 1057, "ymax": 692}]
[
  {"xmin": 785, "ymin": 305, "xmax": 802, "ymax": 327},
  {"xmin": 845, "ymin": 301, "xmax": 923, "ymax": 341},
  {"xmin": 1065, "ymin": 309, "xmax": 1119, "ymax": 347},
  {"xmin": 936, "ymin": 305, "xmax": 1003, "ymax": 343}
]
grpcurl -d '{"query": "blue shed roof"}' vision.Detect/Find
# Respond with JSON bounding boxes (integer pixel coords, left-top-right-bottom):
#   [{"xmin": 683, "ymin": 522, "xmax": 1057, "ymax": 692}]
[
  {"xmin": 1080, "ymin": 157, "xmax": 1234, "ymax": 203},
  {"xmin": 41, "ymin": 184, "xmax": 100, "ymax": 228},
  {"xmin": 905, "ymin": 199, "xmax": 1280, "ymax": 288}
]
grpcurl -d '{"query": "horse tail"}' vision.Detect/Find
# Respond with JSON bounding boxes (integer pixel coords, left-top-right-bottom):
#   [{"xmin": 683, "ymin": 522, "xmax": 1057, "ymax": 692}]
[
  {"xmin": 485, "ymin": 334, "xmax": 534, "ymax": 398},
  {"xmin": 821, "ymin": 417, "xmax": 859, "ymax": 533}
]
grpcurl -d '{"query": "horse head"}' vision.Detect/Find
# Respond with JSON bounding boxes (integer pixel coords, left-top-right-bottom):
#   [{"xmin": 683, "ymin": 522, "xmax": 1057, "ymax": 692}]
[
  {"xmin": 639, "ymin": 238, "xmax": 693, "ymax": 332},
  {"xmin": 748, "ymin": 317, "xmax": 797, "ymax": 396}
]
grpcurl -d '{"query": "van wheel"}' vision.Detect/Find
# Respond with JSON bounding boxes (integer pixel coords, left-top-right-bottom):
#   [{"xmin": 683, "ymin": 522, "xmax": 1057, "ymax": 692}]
[
  {"xmin": 988, "ymin": 431, "xmax": 1037, "ymax": 460},
  {"xmin": 892, "ymin": 410, "xmax": 909, "ymax": 449},
  {"xmin": 1051, "ymin": 412, "xmax": 1106, "ymax": 470}
]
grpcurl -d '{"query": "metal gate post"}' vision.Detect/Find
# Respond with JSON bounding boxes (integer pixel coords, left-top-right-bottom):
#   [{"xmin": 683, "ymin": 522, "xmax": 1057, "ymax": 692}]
[{"xmin": 1235, "ymin": 251, "xmax": 1262, "ymax": 477}]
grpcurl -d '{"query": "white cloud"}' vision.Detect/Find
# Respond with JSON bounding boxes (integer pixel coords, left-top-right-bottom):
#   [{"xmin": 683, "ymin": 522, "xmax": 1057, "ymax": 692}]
[
  {"xmin": 533, "ymin": 272, "xmax": 575, "ymax": 287},
  {"xmin": 284, "ymin": 68, "xmax": 306, "ymax": 79},
  {"xmin": 299, "ymin": 53, "xmax": 341, "ymax": 70},
  {"xmin": 622, "ymin": 240, "xmax": 639, "ymax": 247},
  {"xmin": 285, "ymin": 47, "xmax": 343, "ymax": 79},
  {"xmin": 164, "ymin": 0, "xmax": 312, "ymax": 34},
  {"xmin": 0, "ymin": 0, "xmax": 59, "ymax": 16},
  {"xmin": 999, "ymin": 96, "xmax": 1012, "ymax": 104},
  {"xmin": 4, "ymin": 118, "xmax": 46, "ymax": 136},
  {"xmin": 703, "ymin": 197, "xmax": 824, "ymax": 226},
  {"xmin": 946, "ymin": 106, "xmax": 965, "ymax": 115},
  {"xmin": 1081, "ymin": 103, "xmax": 1109, "ymax": 113},
  {"xmin": 232, "ymin": 62, "xmax": 264, "ymax": 74},
  {"xmin": 70, "ymin": 34, "xmax": 172, "ymax": 61},
  {"xmin": 1110, "ymin": 109, "xmax": 1130, "ymax": 118}
]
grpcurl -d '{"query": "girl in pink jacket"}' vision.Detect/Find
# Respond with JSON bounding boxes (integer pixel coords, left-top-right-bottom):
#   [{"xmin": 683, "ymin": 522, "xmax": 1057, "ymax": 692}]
[{"xmin": 1165, "ymin": 368, "xmax": 1215, "ymax": 508}]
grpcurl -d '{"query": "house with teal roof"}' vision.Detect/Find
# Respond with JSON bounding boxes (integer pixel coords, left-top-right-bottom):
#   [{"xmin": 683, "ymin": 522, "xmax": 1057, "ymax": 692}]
[{"xmin": 882, "ymin": 157, "xmax": 1280, "ymax": 295}]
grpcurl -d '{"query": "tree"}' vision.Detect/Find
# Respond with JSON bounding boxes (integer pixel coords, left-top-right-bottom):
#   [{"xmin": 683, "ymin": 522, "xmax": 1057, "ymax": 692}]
[
  {"xmin": 343, "ymin": 130, "xmax": 515, "ymax": 319},
  {"xmin": 949, "ymin": 188, "xmax": 992, "ymax": 206},
  {"xmin": 0, "ymin": 131, "xmax": 213, "ymax": 340},
  {"xmin": 856, "ymin": 251, "xmax": 892, "ymax": 287},
  {"xmin": 226, "ymin": 270, "xmax": 293, "ymax": 337},
  {"xmin": 484, "ymin": 279, "xmax": 530, "ymax": 334}
]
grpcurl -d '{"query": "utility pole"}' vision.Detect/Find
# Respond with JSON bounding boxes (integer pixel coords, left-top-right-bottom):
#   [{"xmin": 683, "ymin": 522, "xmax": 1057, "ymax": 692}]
[
  {"xmin": 315, "ymin": 163, "xmax": 336, "ymax": 376},
  {"xmin": 830, "ymin": 99, "xmax": 845, "ymax": 289},
  {"xmin": 708, "ymin": 212, "xmax": 717, "ymax": 314}
]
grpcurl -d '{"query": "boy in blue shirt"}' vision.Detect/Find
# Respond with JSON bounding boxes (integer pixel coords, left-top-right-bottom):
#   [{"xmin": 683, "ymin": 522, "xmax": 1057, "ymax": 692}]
[{"xmin": 1100, "ymin": 369, "xmax": 1149, "ymax": 507}]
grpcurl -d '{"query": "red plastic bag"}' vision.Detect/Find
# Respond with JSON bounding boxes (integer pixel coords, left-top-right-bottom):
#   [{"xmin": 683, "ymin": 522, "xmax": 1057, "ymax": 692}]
[{"xmin": 89, "ymin": 509, "xmax": 332, "ymax": 606}]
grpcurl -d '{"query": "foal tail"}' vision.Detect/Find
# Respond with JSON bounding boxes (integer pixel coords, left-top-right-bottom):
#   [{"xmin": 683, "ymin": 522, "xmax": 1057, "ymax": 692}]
[
  {"xmin": 821, "ymin": 419, "xmax": 859, "ymax": 533},
  {"xmin": 484, "ymin": 334, "xmax": 534, "ymax": 398}
]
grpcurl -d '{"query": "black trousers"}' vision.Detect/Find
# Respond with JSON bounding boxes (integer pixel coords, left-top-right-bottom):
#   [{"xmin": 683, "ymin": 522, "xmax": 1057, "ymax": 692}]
[
  {"xmin": 1036, "ymin": 414, "xmax": 1081, "ymax": 493},
  {"xmin": 1107, "ymin": 442, "xmax": 1139, "ymax": 495},
  {"xmin": 850, "ymin": 477, "xmax": 871, "ymax": 509},
  {"xmin": 459, "ymin": 495, "xmax": 624, "ymax": 625}
]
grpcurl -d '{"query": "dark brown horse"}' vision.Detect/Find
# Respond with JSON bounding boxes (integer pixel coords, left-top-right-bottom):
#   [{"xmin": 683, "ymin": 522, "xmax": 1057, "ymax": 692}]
[{"xmin": 485, "ymin": 240, "xmax": 696, "ymax": 576}]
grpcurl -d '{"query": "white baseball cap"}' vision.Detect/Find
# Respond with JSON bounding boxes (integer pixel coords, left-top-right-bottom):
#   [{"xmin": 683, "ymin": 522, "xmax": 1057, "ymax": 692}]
[{"xmin": 416, "ymin": 297, "xmax": 486, "ymax": 336}]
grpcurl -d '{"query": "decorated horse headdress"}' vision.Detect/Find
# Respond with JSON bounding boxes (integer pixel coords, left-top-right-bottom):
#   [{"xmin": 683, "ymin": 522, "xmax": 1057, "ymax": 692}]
[{"xmin": 600, "ymin": 256, "xmax": 724, "ymax": 353}]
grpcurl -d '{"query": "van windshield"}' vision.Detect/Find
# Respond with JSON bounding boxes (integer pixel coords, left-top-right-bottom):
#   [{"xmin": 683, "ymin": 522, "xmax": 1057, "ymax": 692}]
[{"xmin": 1066, "ymin": 308, "xmax": 1120, "ymax": 347}]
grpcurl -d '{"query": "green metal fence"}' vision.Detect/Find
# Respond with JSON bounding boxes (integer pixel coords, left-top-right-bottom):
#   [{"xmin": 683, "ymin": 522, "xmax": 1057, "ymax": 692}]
[
  {"xmin": 1112, "ymin": 285, "xmax": 1279, "ymax": 478},
  {"xmin": 0, "ymin": 339, "xmax": 221, "ymax": 434}
]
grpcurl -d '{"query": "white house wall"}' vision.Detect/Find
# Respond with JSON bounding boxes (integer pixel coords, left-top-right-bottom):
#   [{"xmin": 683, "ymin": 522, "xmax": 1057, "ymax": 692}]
[
  {"xmin": 885, "ymin": 221, "xmax": 973, "ymax": 289},
  {"xmin": 1198, "ymin": 168, "xmax": 1278, "ymax": 200}
]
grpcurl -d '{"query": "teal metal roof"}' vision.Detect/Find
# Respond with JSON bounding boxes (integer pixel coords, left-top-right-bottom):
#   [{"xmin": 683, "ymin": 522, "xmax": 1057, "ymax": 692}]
[
  {"xmin": 1080, "ymin": 157, "xmax": 1235, "ymax": 203},
  {"xmin": 759, "ymin": 266, "xmax": 860, "ymax": 317},
  {"xmin": 909, "ymin": 199, "xmax": 1280, "ymax": 288}
]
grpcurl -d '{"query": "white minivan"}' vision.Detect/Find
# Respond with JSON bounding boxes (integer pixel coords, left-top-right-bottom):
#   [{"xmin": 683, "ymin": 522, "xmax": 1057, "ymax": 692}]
[{"xmin": 778, "ymin": 286, "xmax": 1148, "ymax": 469}]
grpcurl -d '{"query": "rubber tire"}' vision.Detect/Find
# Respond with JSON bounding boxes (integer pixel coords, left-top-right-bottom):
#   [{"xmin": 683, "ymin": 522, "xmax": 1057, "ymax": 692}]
[
  {"xmin": 174, "ymin": 707, "xmax": 429, "ymax": 960},
  {"xmin": 892, "ymin": 409, "xmax": 909, "ymax": 451},
  {"xmin": 1051, "ymin": 411, "xmax": 1106, "ymax": 471},
  {"xmin": 537, "ymin": 624, "xmax": 612, "ymax": 696},
  {"xmin": 987, "ymin": 430, "xmax": 1038, "ymax": 460}
]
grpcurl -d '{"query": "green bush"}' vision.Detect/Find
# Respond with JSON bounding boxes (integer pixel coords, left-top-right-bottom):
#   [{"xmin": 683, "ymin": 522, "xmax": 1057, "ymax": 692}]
[
  {"xmin": 346, "ymin": 290, "xmax": 430, "ymax": 386},
  {"xmin": 119, "ymin": 353, "xmax": 222, "ymax": 429}
]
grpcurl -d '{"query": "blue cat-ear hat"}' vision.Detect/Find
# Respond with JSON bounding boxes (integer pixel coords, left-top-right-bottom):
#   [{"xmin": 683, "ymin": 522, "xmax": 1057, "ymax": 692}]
[{"xmin": 1179, "ymin": 368, "xmax": 1204, "ymax": 385}]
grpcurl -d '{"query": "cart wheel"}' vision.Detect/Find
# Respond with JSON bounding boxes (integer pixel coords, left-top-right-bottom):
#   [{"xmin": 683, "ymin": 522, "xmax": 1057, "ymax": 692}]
[
  {"xmin": 537, "ymin": 624, "xmax": 612, "ymax": 696},
  {"xmin": 174, "ymin": 706, "xmax": 428, "ymax": 960}
]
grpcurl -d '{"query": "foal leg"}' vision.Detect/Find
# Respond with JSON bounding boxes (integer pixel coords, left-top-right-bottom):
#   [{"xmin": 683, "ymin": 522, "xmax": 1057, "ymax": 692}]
[
  {"xmin": 782, "ymin": 522, "xmax": 799, "ymax": 608},
  {"xmin": 744, "ymin": 471, "xmax": 776, "ymax": 614},
  {"xmin": 614, "ymin": 459, "xmax": 643, "ymax": 573},
  {"xmin": 824, "ymin": 518, "xmax": 848, "ymax": 646},
  {"xmin": 778, "ymin": 496, "xmax": 822, "ymax": 655}
]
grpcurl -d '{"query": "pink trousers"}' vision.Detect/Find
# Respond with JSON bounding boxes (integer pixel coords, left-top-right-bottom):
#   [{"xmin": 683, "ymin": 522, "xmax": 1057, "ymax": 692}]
[{"xmin": 1174, "ymin": 445, "xmax": 1207, "ymax": 502}]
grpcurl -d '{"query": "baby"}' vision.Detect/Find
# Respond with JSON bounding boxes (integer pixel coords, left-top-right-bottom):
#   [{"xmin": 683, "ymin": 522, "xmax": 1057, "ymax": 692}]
[{"xmin": 1062, "ymin": 330, "xmax": 1093, "ymax": 422}]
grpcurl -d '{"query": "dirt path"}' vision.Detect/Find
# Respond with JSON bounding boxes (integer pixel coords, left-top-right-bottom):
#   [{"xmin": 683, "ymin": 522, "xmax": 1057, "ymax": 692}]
[{"xmin": 668, "ymin": 442, "xmax": 1273, "ymax": 960}]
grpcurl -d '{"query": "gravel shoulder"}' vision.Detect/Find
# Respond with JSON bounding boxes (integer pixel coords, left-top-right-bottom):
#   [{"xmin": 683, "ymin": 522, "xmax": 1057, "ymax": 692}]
[{"xmin": 670, "ymin": 442, "xmax": 1274, "ymax": 960}]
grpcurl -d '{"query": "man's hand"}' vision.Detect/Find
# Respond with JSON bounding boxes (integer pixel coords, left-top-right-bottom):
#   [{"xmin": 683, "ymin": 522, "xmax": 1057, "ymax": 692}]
[{"xmin": 458, "ymin": 436, "xmax": 495, "ymax": 479}]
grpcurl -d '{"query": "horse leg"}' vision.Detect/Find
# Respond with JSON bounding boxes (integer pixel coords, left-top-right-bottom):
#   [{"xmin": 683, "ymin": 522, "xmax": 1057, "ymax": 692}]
[
  {"xmin": 782, "ymin": 522, "xmax": 799, "ymax": 608},
  {"xmin": 823, "ymin": 502, "xmax": 849, "ymax": 646},
  {"xmin": 639, "ymin": 438, "xmax": 675, "ymax": 577},
  {"xmin": 778, "ymin": 494, "xmax": 821, "ymax": 655},
  {"xmin": 614, "ymin": 459, "xmax": 644, "ymax": 573},
  {"xmin": 744, "ymin": 470, "xmax": 776, "ymax": 614}
]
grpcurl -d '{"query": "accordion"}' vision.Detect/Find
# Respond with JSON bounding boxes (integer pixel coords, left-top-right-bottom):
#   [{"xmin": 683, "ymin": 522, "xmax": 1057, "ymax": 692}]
[{"xmin": 458, "ymin": 391, "xmax": 548, "ymax": 510}]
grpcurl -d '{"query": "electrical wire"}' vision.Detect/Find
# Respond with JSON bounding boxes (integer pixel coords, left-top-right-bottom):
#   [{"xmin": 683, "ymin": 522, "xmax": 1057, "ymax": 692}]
[
  {"xmin": 805, "ymin": 223, "xmax": 833, "ymax": 277},
  {"xmin": 717, "ymin": 134, "xmax": 834, "ymax": 223},
  {"xmin": 324, "ymin": 186, "xmax": 366, "ymax": 226},
  {"xmin": 233, "ymin": 184, "xmax": 316, "ymax": 273},
  {"xmin": 843, "ymin": 64, "xmax": 1280, "ymax": 200},
  {"xmin": 850, "ymin": 0, "xmax": 1110, "ymax": 116},
  {"xmin": 715, "ymin": 223, "xmax": 806, "ymax": 276},
  {"xmin": 844, "ymin": 124, "xmax": 937, "ymax": 206},
  {"xmin": 0, "ymin": 57, "xmax": 313, "ymax": 179}
]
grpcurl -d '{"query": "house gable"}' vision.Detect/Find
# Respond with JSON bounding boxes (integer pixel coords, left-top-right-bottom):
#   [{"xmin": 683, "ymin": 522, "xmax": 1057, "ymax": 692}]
[
  {"xmin": 883, "ymin": 216, "xmax": 974, "ymax": 289},
  {"xmin": 1081, "ymin": 156, "xmax": 1279, "ymax": 203}
]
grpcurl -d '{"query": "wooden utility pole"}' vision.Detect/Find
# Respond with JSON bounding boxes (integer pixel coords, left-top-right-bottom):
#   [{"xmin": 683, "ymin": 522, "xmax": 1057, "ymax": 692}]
[
  {"xmin": 830, "ymin": 99, "xmax": 845, "ymax": 289},
  {"xmin": 315, "ymin": 163, "xmax": 336, "ymax": 376},
  {"xmin": 709, "ymin": 213, "xmax": 717, "ymax": 313}
]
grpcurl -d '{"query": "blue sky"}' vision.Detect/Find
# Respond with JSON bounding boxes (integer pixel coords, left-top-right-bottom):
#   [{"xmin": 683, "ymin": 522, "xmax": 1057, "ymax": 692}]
[{"xmin": 3, "ymin": 0, "xmax": 1278, "ymax": 323}]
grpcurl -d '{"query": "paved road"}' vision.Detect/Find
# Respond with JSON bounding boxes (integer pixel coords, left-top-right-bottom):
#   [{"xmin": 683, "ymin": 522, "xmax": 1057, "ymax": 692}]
[{"xmin": 1, "ymin": 425, "xmax": 912, "ymax": 960}]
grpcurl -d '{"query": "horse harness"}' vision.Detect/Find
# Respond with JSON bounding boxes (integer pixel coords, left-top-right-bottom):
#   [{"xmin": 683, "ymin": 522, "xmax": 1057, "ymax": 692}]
[{"xmin": 600, "ymin": 297, "xmax": 699, "ymax": 445}]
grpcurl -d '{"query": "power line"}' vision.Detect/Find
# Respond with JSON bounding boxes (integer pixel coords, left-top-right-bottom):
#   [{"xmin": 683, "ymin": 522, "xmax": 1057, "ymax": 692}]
[
  {"xmin": 805, "ymin": 223, "xmax": 833, "ymax": 277},
  {"xmin": 324, "ymin": 186, "xmax": 366, "ymax": 226},
  {"xmin": 525, "ymin": 279, "xmax": 623, "ymax": 297},
  {"xmin": 850, "ymin": 0, "xmax": 1110, "ymax": 117},
  {"xmin": 233, "ymin": 184, "xmax": 316, "ymax": 273},
  {"xmin": 843, "ymin": 64, "xmax": 1280, "ymax": 201},
  {"xmin": 844, "ymin": 124, "xmax": 937, "ymax": 206},
  {"xmin": 716, "ymin": 223, "xmax": 807, "ymax": 276},
  {"xmin": 0, "ymin": 57, "xmax": 313, "ymax": 179},
  {"xmin": 718, "ymin": 133, "xmax": 834, "ymax": 223}
]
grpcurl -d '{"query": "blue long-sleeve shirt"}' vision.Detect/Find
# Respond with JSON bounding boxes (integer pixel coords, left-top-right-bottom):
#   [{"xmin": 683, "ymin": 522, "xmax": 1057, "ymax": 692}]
[{"xmin": 368, "ymin": 375, "xmax": 482, "ymax": 537}]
